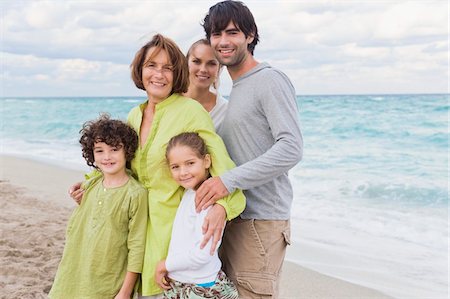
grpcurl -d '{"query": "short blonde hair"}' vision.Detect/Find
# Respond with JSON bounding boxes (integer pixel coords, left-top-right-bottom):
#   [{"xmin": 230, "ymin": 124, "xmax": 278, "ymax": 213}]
[{"xmin": 130, "ymin": 34, "xmax": 189, "ymax": 94}]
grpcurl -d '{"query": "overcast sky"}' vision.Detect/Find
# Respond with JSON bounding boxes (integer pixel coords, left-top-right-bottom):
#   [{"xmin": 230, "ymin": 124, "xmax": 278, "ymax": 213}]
[{"xmin": 1, "ymin": 0, "xmax": 448, "ymax": 97}]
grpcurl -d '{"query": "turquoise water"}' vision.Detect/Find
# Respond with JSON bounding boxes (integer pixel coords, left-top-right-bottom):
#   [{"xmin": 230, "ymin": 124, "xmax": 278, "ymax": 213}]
[
  {"xmin": 1, "ymin": 94, "xmax": 448, "ymax": 298},
  {"xmin": 298, "ymin": 94, "xmax": 448, "ymax": 207}
]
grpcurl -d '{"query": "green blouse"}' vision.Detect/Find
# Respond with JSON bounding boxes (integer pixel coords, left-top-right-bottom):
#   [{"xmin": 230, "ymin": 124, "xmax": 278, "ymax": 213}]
[
  {"xmin": 49, "ymin": 175, "xmax": 148, "ymax": 299},
  {"xmin": 128, "ymin": 94, "xmax": 246, "ymax": 295}
]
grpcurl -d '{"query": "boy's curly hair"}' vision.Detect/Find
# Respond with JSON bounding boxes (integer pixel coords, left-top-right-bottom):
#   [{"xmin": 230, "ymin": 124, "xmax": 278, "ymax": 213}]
[{"xmin": 79, "ymin": 113, "xmax": 138, "ymax": 169}]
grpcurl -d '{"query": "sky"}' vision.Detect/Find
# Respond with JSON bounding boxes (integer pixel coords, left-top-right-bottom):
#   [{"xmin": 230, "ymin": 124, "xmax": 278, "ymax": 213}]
[{"xmin": 1, "ymin": 0, "xmax": 448, "ymax": 97}]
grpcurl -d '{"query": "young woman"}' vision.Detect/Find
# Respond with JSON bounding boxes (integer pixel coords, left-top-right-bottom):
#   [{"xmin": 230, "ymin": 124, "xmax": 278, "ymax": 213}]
[{"xmin": 183, "ymin": 39, "xmax": 227, "ymax": 131}]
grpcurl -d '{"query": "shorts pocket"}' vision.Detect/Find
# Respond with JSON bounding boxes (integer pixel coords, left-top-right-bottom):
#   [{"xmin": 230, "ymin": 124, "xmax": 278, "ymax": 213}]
[
  {"xmin": 282, "ymin": 228, "xmax": 291, "ymax": 245},
  {"xmin": 249, "ymin": 220, "xmax": 266, "ymax": 256},
  {"xmin": 235, "ymin": 271, "xmax": 276, "ymax": 296}
]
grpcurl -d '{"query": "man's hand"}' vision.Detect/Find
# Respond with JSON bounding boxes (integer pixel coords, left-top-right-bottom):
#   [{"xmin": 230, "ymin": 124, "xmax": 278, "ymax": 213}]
[
  {"xmin": 195, "ymin": 177, "xmax": 229, "ymax": 212},
  {"xmin": 200, "ymin": 204, "xmax": 226, "ymax": 255},
  {"xmin": 69, "ymin": 182, "xmax": 84, "ymax": 205}
]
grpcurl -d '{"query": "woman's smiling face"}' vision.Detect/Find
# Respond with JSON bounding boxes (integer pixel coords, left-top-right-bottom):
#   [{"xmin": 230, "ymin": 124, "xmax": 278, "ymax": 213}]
[
  {"xmin": 187, "ymin": 43, "xmax": 220, "ymax": 90},
  {"xmin": 141, "ymin": 47, "xmax": 174, "ymax": 103}
]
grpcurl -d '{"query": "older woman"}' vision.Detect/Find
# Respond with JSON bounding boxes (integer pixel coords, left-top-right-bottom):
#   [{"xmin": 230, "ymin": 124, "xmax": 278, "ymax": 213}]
[
  {"xmin": 70, "ymin": 34, "xmax": 245, "ymax": 299},
  {"xmin": 128, "ymin": 34, "xmax": 245, "ymax": 297}
]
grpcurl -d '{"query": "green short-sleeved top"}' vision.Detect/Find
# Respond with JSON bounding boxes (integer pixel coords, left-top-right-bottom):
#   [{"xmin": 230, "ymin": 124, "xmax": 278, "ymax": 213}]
[
  {"xmin": 127, "ymin": 94, "xmax": 246, "ymax": 295},
  {"xmin": 49, "ymin": 175, "xmax": 148, "ymax": 299}
]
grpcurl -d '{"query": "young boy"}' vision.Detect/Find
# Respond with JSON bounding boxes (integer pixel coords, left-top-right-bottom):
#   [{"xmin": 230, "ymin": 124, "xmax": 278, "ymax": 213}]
[{"xmin": 49, "ymin": 114, "xmax": 148, "ymax": 299}]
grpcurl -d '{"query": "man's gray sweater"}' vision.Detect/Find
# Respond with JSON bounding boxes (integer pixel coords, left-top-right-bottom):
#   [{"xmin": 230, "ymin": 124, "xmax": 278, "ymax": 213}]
[{"xmin": 219, "ymin": 62, "xmax": 303, "ymax": 220}]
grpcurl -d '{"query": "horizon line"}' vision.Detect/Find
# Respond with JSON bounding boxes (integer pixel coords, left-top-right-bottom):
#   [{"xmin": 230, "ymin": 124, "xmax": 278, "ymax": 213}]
[{"xmin": 1, "ymin": 92, "xmax": 449, "ymax": 99}]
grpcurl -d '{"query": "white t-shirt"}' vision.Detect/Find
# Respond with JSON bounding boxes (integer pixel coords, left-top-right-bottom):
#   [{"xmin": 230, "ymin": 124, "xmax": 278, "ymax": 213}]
[
  {"xmin": 209, "ymin": 95, "xmax": 228, "ymax": 132},
  {"xmin": 165, "ymin": 189, "xmax": 222, "ymax": 284}
]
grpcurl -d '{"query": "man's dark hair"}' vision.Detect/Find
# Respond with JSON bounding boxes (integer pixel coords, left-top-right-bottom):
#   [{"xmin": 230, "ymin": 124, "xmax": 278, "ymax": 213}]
[{"xmin": 203, "ymin": 0, "xmax": 259, "ymax": 55}]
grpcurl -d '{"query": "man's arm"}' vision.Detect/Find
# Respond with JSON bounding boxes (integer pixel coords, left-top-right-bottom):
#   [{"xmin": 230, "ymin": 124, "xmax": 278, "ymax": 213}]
[
  {"xmin": 221, "ymin": 71, "xmax": 302, "ymax": 191},
  {"xmin": 197, "ymin": 70, "xmax": 302, "ymax": 208}
]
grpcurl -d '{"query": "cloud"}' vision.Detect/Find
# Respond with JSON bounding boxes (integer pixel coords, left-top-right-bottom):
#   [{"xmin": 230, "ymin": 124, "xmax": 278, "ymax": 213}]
[
  {"xmin": 23, "ymin": 1, "xmax": 67, "ymax": 29},
  {"xmin": 374, "ymin": 2, "xmax": 448, "ymax": 40},
  {"xmin": 1, "ymin": 0, "xmax": 448, "ymax": 96},
  {"xmin": 1, "ymin": 52, "xmax": 135, "ymax": 96}
]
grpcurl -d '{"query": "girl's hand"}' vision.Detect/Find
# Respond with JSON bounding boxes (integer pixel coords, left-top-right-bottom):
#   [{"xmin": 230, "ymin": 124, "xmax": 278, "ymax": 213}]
[
  {"xmin": 69, "ymin": 181, "xmax": 84, "ymax": 205},
  {"xmin": 155, "ymin": 260, "xmax": 171, "ymax": 290}
]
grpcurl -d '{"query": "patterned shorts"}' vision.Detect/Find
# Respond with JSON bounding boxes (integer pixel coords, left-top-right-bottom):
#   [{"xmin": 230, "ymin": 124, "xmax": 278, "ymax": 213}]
[{"xmin": 163, "ymin": 270, "xmax": 238, "ymax": 299}]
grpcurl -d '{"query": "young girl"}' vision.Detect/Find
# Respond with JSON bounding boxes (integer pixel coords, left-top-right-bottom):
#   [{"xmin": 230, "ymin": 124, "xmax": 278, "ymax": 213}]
[
  {"xmin": 49, "ymin": 114, "xmax": 148, "ymax": 299},
  {"xmin": 155, "ymin": 132, "xmax": 239, "ymax": 299}
]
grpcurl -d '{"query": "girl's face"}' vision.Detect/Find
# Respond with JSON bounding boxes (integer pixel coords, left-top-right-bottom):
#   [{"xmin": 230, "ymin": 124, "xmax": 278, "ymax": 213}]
[
  {"xmin": 141, "ymin": 47, "xmax": 174, "ymax": 103},
  {"xmin": 167, "ymin": 145, "xmax": 211, "ymax": 190},
  {"xmin": 188, "ymin": 44, "xmax": 220, "ymax": 90},
  {"xmin": 93, "ymin": 142, "xmax": 127, "ymax": 177}
]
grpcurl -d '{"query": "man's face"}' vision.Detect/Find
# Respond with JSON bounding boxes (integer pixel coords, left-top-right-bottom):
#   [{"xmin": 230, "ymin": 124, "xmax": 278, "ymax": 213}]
[{"xmin": 209, "ymin": 21, "xmax": 253, "ymax": 68}]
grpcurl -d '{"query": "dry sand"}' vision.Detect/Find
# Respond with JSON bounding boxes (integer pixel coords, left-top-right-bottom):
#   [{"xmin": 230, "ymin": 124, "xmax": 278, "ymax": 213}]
[{"xmin": 0, "ymin": 155, "xmax": 393, "ymax": 299}]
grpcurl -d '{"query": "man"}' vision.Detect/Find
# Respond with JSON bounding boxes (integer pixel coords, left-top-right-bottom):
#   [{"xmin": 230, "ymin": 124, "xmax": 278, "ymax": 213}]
[{"xmin": 196, "ymin": 1, "xmax": 303, "ymax": 298}]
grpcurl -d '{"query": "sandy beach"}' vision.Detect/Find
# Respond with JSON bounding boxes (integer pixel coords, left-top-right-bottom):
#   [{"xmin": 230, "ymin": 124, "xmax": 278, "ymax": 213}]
[{"xmin": 0, "ymin": 155, "xmax": 393, "ymax": 299}]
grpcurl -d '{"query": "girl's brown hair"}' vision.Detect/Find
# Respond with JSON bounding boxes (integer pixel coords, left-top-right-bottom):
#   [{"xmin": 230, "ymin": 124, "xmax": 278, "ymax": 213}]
[
  {"xmin": 165, "ymin": 132, "xmax": 208, "ymax": 160},
  {"xmin": 130, "ymin": 34, "xmax": 189, "ymax": 95}
]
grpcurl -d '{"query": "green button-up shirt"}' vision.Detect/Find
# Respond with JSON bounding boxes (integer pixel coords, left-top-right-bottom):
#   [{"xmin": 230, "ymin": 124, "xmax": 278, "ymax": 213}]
[{"xmin": 49, "ymin": 175, "xmax": 148, "ymax": 299}]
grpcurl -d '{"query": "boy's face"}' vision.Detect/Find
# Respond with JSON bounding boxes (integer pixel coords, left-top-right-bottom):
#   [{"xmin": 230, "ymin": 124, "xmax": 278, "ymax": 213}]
[
  {"xmin": 209, "ymin": 21, "xmax": 254, "ymax": 68},
  {"xmin": 93, "ymin": 142, "xmax": 127, "ymax": 177}
]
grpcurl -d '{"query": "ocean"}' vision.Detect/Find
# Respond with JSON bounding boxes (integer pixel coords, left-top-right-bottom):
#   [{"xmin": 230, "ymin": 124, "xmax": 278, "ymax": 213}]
[{"xmin": 1, "ymin": 94, "xmax": 448, "ymax": 299}]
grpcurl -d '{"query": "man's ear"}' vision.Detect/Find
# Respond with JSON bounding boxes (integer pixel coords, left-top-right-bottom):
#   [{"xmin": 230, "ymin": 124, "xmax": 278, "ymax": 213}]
[{"xmin": 246, "ymin": 33, "xmax": 255, "ymax": 44}]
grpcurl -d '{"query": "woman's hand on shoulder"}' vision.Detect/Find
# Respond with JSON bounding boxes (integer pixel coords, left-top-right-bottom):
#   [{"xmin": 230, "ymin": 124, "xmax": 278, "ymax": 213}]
[{"xmin": 69, "ymin": 181, "xmax": 84, "ymax": 205}]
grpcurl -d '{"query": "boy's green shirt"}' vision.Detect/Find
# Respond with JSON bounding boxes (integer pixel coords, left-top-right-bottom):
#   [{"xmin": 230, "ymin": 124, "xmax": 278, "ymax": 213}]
[{"xmin": 49, "ymin": 175, "xmax": 148, "ymax": 299}]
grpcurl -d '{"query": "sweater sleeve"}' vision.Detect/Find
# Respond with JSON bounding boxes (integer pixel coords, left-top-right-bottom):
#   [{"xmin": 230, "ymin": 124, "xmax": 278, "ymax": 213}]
[{"xmin": 220, "ymin": 71, "xmax": 303, "ymax": 191}]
